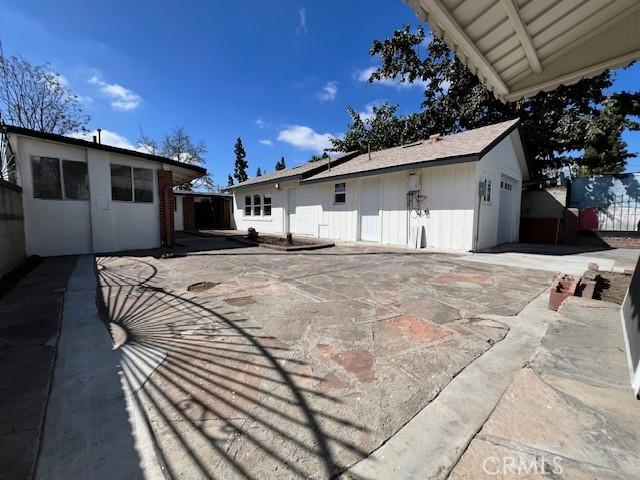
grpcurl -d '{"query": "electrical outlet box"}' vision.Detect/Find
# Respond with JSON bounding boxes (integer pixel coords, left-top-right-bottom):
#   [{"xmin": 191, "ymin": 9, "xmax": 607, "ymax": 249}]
[{"xmin": 407, "ymin": 173, "xmax": 420, "ymax": 192}]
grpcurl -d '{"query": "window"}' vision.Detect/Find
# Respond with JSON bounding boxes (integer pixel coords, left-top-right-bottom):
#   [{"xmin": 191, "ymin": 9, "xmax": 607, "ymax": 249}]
[
  {"xmin": 32, "ymin": 156, "xmax": 62, "ymax": 199},
  {"xmin": 481, "ymin": 177, "xmax": 492, "ymax": 203},
  {"xmin": 62, "ymin": 161, "xmax": 89, "ymax": 200},
  {"xmin": 111, "ymin": 164, "xmax": 153, "ymax": 202},
  {"xmin": 111, "ymin": 165, "xmax": 133, "ymax": 201},
  {"xmin": 133, "ymin": 168, "xmax": 153, "ymax": 202},
  {"xmin": 263, "ymin": 193, "xmax": 271, "ymax": 216},
  {"xmin": 334, "ymin": 183, "xmax": 346, "ymax": 204},
  {"xmin": 32, "ymin": 156, "xmax": 89, "ymax": 200},
  {"xmin": 244, "ymin": 195, "xmax": 252, "ymax": 215},
  {"xmin": 253, "ymin": 194, "xmax": 262, "ymax": 216}
]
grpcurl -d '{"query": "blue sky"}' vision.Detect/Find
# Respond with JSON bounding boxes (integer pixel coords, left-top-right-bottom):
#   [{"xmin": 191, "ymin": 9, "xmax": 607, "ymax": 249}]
[{"xmin": 1, "ymin": 0, "xmax": 639, "ymax": 184}]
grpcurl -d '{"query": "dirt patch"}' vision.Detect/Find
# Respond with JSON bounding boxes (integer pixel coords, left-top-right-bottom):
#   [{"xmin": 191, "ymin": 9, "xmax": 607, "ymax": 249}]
[
  {"xmin": 187, "ymin": 281, "xmax": 219, "ymax": 292},
  {"xmin": 223, "ymin": 295, "xmax": 256, "ymax": 306},
  {"xmin": 597, "ymin": 272, "xmax": 631, "ymax": 304}
]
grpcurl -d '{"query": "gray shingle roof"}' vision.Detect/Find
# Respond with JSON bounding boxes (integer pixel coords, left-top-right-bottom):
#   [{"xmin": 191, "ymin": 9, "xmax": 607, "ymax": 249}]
[
  {"xmin": 228, "ymin": 152, "xmax": 357, "ymax": 189},
  {"xmin": 303, "ymin": 119, "xmax": 520, "ymax": 183}
]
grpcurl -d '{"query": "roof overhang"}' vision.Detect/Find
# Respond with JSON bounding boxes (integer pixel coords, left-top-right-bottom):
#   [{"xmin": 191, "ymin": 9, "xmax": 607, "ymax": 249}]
[
  {"xmin": 4, "ymin": 125, "xmax": 206, "ymax": 186},
  {"xmin": 302, "ymin": 154, "xmax": 479, "ymax": 185},
  {"xmin": 407, "ymin": 0, "xmax": 640, "ymax": 101}
]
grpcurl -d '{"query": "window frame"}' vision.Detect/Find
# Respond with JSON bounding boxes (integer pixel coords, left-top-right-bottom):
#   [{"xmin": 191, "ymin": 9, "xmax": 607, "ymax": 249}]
[
  {"xmin": 334, "ymin": 182, "xmax": 346, "ymax": 205},
  {"xmin": 481, "ymin": 177, "xmax": 493, "ymax": 204},
  {"xmin": 244, "ymin": 192, "xmax": 273, "ymax": 217},
  {"xmin": 110, "ymin": 164, "xmax": 154, "ymax": 203},
  {"xmin": 31, "ymin": 155, "xmax": 89, "ymax": 201}
]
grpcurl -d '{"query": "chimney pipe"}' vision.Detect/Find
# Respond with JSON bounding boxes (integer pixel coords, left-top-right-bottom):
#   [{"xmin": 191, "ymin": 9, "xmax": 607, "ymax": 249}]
[
  {"xmin": 97, "ymin": 128, "xmax": 102, "ymax": 144},
  {"xmin": 368, "ymin": 143, "xmax": 371, "ymax": 160}
]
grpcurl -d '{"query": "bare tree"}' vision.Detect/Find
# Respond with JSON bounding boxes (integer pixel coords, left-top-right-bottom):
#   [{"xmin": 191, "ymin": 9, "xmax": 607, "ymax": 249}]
[
  {"xmin": 0, "ymin": 55, "xmax": 89, "ymax": 134},
  {"xmin": 138, "ymin": 127, "xmax": 216, "ymax": 191}
]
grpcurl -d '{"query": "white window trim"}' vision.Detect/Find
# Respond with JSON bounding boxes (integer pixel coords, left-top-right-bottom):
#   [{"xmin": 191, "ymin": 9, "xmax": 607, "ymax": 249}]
[
  {"xmin": 244, "ymin": 192, "xmax": 272, "ymax": 217},
  {"xmin": 334, "ymin": 182, "xmax": 346, "ymax": 205},
  {"xmin": 481, "ymin": 176, "xmax": 493, "ymax": 205}
]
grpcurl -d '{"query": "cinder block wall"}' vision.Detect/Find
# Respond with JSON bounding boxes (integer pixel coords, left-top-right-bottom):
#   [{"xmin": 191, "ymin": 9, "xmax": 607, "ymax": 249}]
[{"xmin": 0, "ymin": 180, "xmax": 25, "ymax": 277}]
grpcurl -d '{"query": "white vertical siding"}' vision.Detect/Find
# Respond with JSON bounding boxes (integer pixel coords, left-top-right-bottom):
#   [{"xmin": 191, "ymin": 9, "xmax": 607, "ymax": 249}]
[
  {"xmin": 233, "ymin": 186, "xmax": 286, "ymax": 234},
  {"xmin": 475, "ymin": 132, "xmax": 524, "ymax": 250},
  {"xmin": 381, "ymin": 173, "xmax": 408, "ymax": 246}
]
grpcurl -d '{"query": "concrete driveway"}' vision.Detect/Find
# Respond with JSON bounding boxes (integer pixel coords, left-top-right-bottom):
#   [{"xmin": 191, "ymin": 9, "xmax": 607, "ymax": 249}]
[{"xmin": 96, "ymin": 234, "xmax": 554, "ymax": 479}]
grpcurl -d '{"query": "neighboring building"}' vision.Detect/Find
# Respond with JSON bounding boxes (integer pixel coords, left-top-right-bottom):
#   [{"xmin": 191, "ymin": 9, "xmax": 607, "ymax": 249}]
[
  {"xmin": 2, "ymin": 126, "xmax": 205, "ymax": 256},
  {"xmin": 174, "ymin": 190, "xmax": 233, "ymax": 231},
  {"xmin": 230, "ymin": 119, "xmax": 528, "ymax": 252}
]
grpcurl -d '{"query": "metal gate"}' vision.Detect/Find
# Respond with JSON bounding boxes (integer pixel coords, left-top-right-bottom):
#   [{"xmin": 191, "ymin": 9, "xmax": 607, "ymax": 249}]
[{"xmin": 580, "ymin": 195, "xmax": 640, "ymax": 232}]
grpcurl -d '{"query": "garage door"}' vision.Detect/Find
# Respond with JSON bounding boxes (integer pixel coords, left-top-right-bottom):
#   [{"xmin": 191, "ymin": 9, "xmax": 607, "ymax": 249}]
[
  {"xmin": 360, "ymin": 178, "xmax": 380, "ymax": 242},
  {"xmin": 497, "ymin": 175, "xmax": 515, "ymax": 245}
]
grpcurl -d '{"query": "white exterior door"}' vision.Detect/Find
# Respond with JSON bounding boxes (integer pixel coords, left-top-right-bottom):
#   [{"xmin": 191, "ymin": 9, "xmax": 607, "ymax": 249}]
[
  {"xmin": 287, "ymin": 188, "xmax": 296, "ymax": 233},
  {"xmin": 497, "ymin": 175, "xmax": 515, "ymax": 244},
  {"xmin": 360, "ymin": 178, "xmax": 380, "ymax": 242}
]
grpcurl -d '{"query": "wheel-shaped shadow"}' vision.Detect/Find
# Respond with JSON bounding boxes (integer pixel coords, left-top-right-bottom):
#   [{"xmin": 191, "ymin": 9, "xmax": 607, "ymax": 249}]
[{"xmin": 96, "ymin": 255, "xmax": 370, "ymax": 479}]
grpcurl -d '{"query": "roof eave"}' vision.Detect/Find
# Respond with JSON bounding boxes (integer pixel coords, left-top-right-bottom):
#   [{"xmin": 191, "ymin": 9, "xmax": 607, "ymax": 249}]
[
  {"xmin": 4, "ymin": 125, "xmax": 207, "ymax": 175},
  {"xmin": 301, "ymin": 154, "xmax": 480, "ymax": 185}
]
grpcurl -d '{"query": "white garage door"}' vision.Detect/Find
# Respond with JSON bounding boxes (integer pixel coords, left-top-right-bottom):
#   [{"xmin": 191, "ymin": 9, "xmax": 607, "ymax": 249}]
[
  {"xmin": 360, "ymin": 178, "xmax": 380, "ymax": 242},
  {"xmin": 497, "ymin": 175, "xmax": 516, "ymax": 245}
]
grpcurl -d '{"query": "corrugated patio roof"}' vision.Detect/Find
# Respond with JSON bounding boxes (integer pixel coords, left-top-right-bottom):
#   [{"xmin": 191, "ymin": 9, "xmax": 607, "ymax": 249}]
[{"xmin": 302, "ymin": 118, "xmax": 520, "ymax": 183}]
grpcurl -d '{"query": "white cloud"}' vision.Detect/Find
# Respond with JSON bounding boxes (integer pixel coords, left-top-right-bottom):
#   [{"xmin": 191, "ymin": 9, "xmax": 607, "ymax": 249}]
[
  {"xmin": 259, "ymin": 139, "xmax": 273, "ymax": 146},
  {"xmin": 70, "ymin": 129, "xmax": 145, "ymax": 151},
  {"xmin": 296, "ymin": 8, "xmax": 308, "ymax": 34},
  {"xmin": 88, "ymin": 74, "xmax": 142, "ymax": 111},
  {"xmin": 355, "ymin": 66, "xmax": 429, "ymax": 90},
  {"xmin": 317, "ymin": 81, "xmax": 338, "ymax": 101},
  {"xmin": 277, "ymin": 125, "xmax": 334, "ymax": 153},
  {"xmin": 255, "ymin": 117, "xmax": 268, "ymax": 128},
  {"xmin": 49, "ymin": 73, "xmax": 69, "ymax": 87},
  {"xmin": 358, "ymin": 102, "xmax": 379, "ymax": 121}
]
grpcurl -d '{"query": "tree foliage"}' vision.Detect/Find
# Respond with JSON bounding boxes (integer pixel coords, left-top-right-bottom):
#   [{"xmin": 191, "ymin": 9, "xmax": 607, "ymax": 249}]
[
  {"xmin": 332, "ymin": 25, "xmax": 640, "ymax": 175},
  {"xmin": 275, "ymin": 156, "xmax": 286, "ymax": 171},
  {"xmin": 227, "ymin": 174, "xmax": 234, "ymax": 187},
  {"xmin": 0, "ymin": 55, "xmax": 89, "ymax": 134},
  {"xmin": 308, "ymin": 152, "xmax": 330, "ymax": 163},
  {"xmin": 256, "ymin": 167, "xmax": 262, "ymax": 177},
  {"xmin": 233, "ymin": 137, "xmax": 248, "ymax": 183},
  {"xmin": 138, "ymin": 127, "xmax": 214, "ymax": 191}
]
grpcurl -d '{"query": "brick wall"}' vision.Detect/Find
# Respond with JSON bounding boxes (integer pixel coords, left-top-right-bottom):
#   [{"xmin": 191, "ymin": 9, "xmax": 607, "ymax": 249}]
[
  {"xmin": 157, "ymin": 170, "xmax": 175, "ymax": 247},
  {"xmin": 183, "ymin": 196, "xmax": 195, "ymax": 230}
]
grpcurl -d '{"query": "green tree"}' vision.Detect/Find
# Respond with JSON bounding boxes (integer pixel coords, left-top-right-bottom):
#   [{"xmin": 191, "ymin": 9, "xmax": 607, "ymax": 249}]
[
  {"xmin": 256, "ymin": 167, "xmax": 262, "ymax": 177},
  {"xmin": 275, "ymin": 156, "xmax": 286, "ymax": 171},
  {"xmin": 227, "ymin": 174, "xmax": 234, "ymax": 187},
  {"xmin": 336, "ymin": 25, "xmax": 640, "ymax": 174},
  {"xmin": 233, "ymin": 137, "xmax": 248, "ymax": 183}
]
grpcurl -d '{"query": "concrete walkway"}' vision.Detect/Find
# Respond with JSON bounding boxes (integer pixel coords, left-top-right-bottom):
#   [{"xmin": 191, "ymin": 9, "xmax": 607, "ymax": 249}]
[
  {"xmin": 450, "ymin": 297, "xmax": 640, "ymax": 478},
  {"xmin": 464, "ymin": 244, "xmax": 639, "ymax": 275},
  {"xmin": 35, "ymin": 255, "xmax": 162, "ymax": 480},
  {"xmin": 0, "ymin": 257, "xmax": 76, "ymax": 480},
  {"xmin": 346, "ymin": 286, "xmax": 553, "ymax": 479}
]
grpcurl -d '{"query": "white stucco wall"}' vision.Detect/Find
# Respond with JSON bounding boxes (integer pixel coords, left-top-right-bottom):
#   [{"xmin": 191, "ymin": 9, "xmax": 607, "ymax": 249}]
[
  {"xmin": 14, "ymin": 135, "xmax": 164, "ymax": 256},
  {"xmin": 475, "ymin": 132, "xmax": 524, "ymax": 250},
  {"xmin": 174, "ymin": 196, "xmax": 184, "ymax": 231},
  {"xmin": 17, "ymin": 137, "xmax": 93, "ymax": 256}
]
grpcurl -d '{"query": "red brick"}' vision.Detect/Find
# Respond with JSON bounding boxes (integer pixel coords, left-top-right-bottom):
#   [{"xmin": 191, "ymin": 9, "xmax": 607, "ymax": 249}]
[
  {"xmin": 548, "ymin": 273, "xmax": 579, "ymax": 311},
  {"xmin": 157, "ymin": 170, "xmax": 175, "ymax": 247}
]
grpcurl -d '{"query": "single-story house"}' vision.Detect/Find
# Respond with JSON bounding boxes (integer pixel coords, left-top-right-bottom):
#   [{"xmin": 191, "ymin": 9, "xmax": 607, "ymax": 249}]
[
  {"xmin": 174, "ymin": 190, "xmax": 233, "ymax": 231},
  {"xmin": 229, "ymin": 119, "xmax": 528, "ymax": 251},
  {"xmin": 2, "ymin": 125, "xmax": 205, "ymax": 256}
]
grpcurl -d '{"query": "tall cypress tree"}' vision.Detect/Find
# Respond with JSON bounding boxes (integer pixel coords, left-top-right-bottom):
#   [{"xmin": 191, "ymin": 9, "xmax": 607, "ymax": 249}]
[
  {"xmin": 233, "ymin": 137, "xmax": 248, "ymax": 183},
  {"xmin": 275, "ymin": 156, "xmax": 286, "ymax": 171}
]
